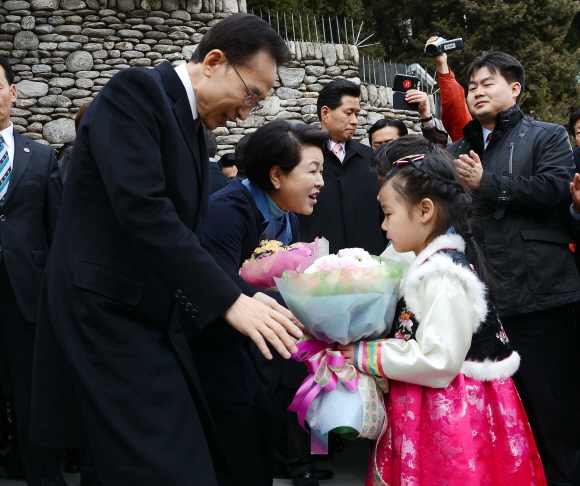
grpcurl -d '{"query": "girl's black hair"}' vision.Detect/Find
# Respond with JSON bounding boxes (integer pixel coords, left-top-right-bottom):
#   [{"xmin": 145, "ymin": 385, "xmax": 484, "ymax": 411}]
[
  {"xmin": 382, "ymin": 151, "xmax": 497, "ymax": 299},
  {"xmin": 371, "ymin": 135, "xmax": 447, "ymax": 179}
]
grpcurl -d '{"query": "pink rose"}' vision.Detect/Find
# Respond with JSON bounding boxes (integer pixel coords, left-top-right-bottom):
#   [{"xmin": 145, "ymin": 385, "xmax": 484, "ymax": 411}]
[{"xmin": 304, "ymin": 255, "xmax": 360, "ymax": 274}]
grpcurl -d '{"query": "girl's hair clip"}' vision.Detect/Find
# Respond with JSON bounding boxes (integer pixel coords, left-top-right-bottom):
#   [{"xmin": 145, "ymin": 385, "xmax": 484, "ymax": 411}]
[{"xmin": 394, "ymin": 154, "xmax": 426, "ymax": 166}]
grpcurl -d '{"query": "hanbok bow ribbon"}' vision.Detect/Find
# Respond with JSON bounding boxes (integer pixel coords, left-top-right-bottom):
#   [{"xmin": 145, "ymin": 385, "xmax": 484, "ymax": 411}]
[{"xmin": 288, "ymin": 335, "xmax": 359, "ymax": 431}]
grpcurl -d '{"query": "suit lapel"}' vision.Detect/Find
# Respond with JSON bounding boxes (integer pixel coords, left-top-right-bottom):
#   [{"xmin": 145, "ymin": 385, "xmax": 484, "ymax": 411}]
[
  {"xmin": 3, "ymin": 132, "xmax": 32, "ymax": 205},
  {"xmin": 156, "ymin": 61, "xmax": 202, "ymax": 180},
  {"xmin": 196, "ymin": 120, "xmax": 210, "ymax": 210},
  {"xmin": 342, "ymin": 140, "xmax": 357, "ymax": 165}
]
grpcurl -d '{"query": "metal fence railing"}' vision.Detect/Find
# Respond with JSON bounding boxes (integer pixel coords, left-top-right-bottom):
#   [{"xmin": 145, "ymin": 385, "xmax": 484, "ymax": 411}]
[
  {"xmin": 250, "ymin": 10, "xmax": 442, "ymax": 118},
  {"xmin": 252, "ymin": 10, "xmax": 378, "ymax": 48}
]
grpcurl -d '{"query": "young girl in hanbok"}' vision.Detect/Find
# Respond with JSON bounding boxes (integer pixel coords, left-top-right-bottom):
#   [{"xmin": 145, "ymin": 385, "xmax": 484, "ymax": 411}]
[{"xmin": 336, "ymin": 152, "xmax": 546, "ymax": 486}]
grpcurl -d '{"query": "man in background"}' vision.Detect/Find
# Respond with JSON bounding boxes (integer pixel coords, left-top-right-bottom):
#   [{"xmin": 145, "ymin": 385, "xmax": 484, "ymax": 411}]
[
  {"xmin": 449, "ymin": 51, "xmax": 580, "ymax": 486},
  {"xmin": 205, "ymin": 127, "xmax": 230, "ymax": 194},
  {"xmin": 234, "ymin": 134, "xmax": 249, "ymax": 179},
  {"xmin": 424, "ymin": 36, "xmax": 472, "ymax": 142},
  {"xmin": 297, "ymin": 79, "xmax": 385, "ymax": 255},
  {"xmin": 570, "ymin": 108, "xmax": 580, "ymax": 171},
  {"xmin": 368, "ymin": 119, "xmax": 408, "ymax": 148},
  {"xmin": 218, "ymin": 153, "xmax": 238, "ymax": 179},
  {"xmin": 0, "ymin": 56, "xmax": 64, "ymax": 486},
  {"xmin": 368, "ymin": 90, "xmax": 448, "ymax": 149}
]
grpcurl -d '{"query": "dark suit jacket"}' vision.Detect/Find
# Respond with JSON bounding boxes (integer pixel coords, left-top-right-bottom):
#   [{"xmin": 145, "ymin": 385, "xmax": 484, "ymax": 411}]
[
  {"xmin": 192, "ymin": 178, "xmax": 299, "ymax": 405},
  {"xmin": 0, "ymin": 131, "xmax": 62, "ymax": 322},
  {"xmin": 297, "ymin": 140, "xmax": 385, "ymax": 255},
  {"xmin": 31, "ymin": 61, "xmax": 240, "ymax": 482},
  {"xmin": 209, "ymin": 160, "xmax": 230, "ymax": 195}
]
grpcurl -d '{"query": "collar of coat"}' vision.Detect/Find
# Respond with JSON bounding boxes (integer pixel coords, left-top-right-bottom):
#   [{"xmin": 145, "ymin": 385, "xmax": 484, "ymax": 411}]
[
  {"xmin": 461, "ymin": 105, "xmax": 525, "ymax": 157},
  {"xmin": 325, "ymin": 139, "xmax": 369, "ymax": 162},
  {"xmin": 400, "ymin": 233, "xmax": 488, "ymax": 331}
]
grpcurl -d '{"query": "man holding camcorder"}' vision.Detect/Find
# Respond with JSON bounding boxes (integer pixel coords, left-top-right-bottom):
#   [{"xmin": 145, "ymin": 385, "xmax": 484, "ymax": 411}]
[{"xmin": 424, "ymin": 36, "xmax": 472, "ymax": 142}]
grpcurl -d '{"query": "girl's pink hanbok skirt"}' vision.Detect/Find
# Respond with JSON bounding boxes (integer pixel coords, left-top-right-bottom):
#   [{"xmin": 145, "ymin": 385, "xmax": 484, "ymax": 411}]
[{"xmin": 367, "ymin": 374, "xmax": 546, "ymax": 486}]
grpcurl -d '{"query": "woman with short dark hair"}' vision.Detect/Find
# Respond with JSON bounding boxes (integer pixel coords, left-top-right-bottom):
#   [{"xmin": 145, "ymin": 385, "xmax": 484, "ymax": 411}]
[{"xmin": 189, "ymin": 120, "xmax": 327, "ymax": 486}]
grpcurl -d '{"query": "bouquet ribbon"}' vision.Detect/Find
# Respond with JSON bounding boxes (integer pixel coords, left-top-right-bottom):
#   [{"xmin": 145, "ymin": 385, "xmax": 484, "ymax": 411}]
[
  {"xmin": 288, "ymin": 335, "xmax": 361, "ymax": 454},
  {"xmin": 289, "ymin": 336, "xmax": 359, "ymax": 430},
  {"xmin": 289, "ymin": 335, "xmax": 389, "ymax": 454}
]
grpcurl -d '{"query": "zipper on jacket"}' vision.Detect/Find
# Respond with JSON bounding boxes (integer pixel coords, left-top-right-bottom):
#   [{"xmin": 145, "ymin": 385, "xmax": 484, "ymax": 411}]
[{"xmin": 508, "ymin": 142, "xmax": 514, "ymax": 175}]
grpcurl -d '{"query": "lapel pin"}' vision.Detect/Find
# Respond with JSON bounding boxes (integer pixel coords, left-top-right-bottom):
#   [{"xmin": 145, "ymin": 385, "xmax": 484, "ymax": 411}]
[{"xmin": 24, "ymin": 148, "xmax": 30, "ymax": 152}]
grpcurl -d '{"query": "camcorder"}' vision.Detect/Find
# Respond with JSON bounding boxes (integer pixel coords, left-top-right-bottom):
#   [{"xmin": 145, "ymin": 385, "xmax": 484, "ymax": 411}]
[{"xmin": 424, "ymin": 37, "xmax": 464, "ymax": 57}]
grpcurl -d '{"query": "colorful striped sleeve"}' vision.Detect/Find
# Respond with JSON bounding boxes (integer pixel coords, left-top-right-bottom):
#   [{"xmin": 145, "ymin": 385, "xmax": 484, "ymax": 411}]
[{"xmin": 355, "ymin": 339, "xmax": 388, "ymax": 377}]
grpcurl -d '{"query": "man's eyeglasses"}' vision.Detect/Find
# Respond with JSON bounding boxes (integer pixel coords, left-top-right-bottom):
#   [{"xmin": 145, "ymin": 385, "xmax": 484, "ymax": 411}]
[{"xmin": 227, "ymin": 59, "xmax": 264, "ymax": 113}]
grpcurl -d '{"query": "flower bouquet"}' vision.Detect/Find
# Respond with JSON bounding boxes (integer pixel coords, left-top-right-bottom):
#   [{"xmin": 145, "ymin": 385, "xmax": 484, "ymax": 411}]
[
  {"xmin": 274, "ymin": 248, "xmax": 404, "ymax": 453},
  {"xmin": 239, "ymin": 238, "xmax": 329, "ymax": 290}
]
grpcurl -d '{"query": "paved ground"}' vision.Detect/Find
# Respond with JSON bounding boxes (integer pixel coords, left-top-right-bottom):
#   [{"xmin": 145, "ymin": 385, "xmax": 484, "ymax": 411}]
[
  {"xmin": 274, "ymin": 439, "xmax": 369, "ymax": 486},
  {"xmin": 0, "ymin": 439, "xmax": 369, "ymax": 486}
]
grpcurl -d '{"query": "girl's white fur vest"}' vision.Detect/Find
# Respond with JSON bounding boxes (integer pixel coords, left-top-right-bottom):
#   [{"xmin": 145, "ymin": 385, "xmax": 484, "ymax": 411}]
[{"xmin": 374, "ymin": 233, "xmax": 520, "ymax": 388}]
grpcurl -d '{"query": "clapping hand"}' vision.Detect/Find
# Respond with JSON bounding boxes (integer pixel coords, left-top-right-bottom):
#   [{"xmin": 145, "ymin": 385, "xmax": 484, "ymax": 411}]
[
  {"xmin": 222, "ymin": 293, "xmax": 303, "ymax": 360},
  {"xmin": 570, "ymin": 173, "xmax": 580, "ymax": 214},
  {"xmin": 453, "ymin": 150, "xmax": 483, "ymax": 191}
]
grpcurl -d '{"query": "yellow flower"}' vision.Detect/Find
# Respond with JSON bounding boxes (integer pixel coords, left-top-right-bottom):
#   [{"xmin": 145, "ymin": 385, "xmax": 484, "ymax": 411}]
[{"xmin": 265, "ymin": 241, "xmax": 283, "ymax": 250}]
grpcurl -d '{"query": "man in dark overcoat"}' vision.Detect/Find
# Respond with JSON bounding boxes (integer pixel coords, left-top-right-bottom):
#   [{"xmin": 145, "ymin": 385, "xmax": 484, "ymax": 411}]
[
  {"xmin": 296, "ymin": 79, "xmax": 385, "ymax": 255},
  {"xmin": 30, "ymin": 13, "xmax": 301, "ymax": 486}
]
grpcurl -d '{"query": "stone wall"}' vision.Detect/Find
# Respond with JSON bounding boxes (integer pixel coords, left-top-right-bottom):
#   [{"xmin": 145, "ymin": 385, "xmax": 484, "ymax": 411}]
[
  {"xmin": 1, "ymin": 0, "xmax": 247, "ymax": 145},
  {"xmin": 0, "ymin": 1, "xmax": 436, "ymax": 148}
]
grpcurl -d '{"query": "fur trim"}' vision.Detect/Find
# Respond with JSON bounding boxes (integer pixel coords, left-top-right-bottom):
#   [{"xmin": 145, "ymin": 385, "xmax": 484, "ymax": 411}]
[
  {"xmin": 460, "ymin": 352, "xmax": 521, "ymax": 381},
  {"xmin": 402, "ymin": 234, "xmax": 487, "ymax": 331},
  {"xmin": 417, "ymin": 233, "xmax": 466, "ymax": 260}
]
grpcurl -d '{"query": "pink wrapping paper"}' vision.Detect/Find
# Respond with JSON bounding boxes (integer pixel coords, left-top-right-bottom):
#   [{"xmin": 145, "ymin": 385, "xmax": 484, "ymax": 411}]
[{"xmin": 240, "ymin": 239, "xmax": 327, "ymax": 290}]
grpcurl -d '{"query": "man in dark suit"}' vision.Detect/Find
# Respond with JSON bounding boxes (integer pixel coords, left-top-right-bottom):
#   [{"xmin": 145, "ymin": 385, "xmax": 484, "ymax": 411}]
[
  {"xmin": 570, "ymin": 108, "xmax": 580, "ymax": 172},
  {"xmin": 204, "ymin": 127, "xmax": 230, "ymax": 195},
  {"xmin": 217, "ymin": 153, "xmax": 238, "ymax": 179},
  {"xmin": 30, "ymin": 13, "xmax": 301, "ymax": 486},
  {"xmin": 297, "ymin": 79, "xmax": 385, "ymax": 255},
  {"xmin": 0, "ymin": 57, "xmax": 64, "ymax": 486}
]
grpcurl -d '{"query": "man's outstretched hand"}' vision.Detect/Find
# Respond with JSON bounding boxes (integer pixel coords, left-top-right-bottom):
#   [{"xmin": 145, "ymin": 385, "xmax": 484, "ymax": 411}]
[
  {"xmin": 252, "ymin": 292, "xmax": 305, "ymax": 332},
  {"xmin": 222, "ymin": 293, "xmax": 303, "ymax": 360}
]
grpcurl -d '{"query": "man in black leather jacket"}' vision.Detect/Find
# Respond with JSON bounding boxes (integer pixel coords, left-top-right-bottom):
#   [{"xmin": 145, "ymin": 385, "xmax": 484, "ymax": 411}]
[{"xmin": 449, "ymin": 51, "xmax": 580, "ymax": 486}]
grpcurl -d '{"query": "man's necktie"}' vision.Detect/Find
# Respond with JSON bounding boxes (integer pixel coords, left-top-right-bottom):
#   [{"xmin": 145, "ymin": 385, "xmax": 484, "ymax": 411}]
[
  {"xmin": 0, "ymin": 134, "xmax": 11, "ymax": 207},
  {"xmin": 332, "ymin": 143, "xmax": 344, "ymax": 162},
  {"xmin": 485, "ymin": 132, "xmax": 492, "ymax": 149}
]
